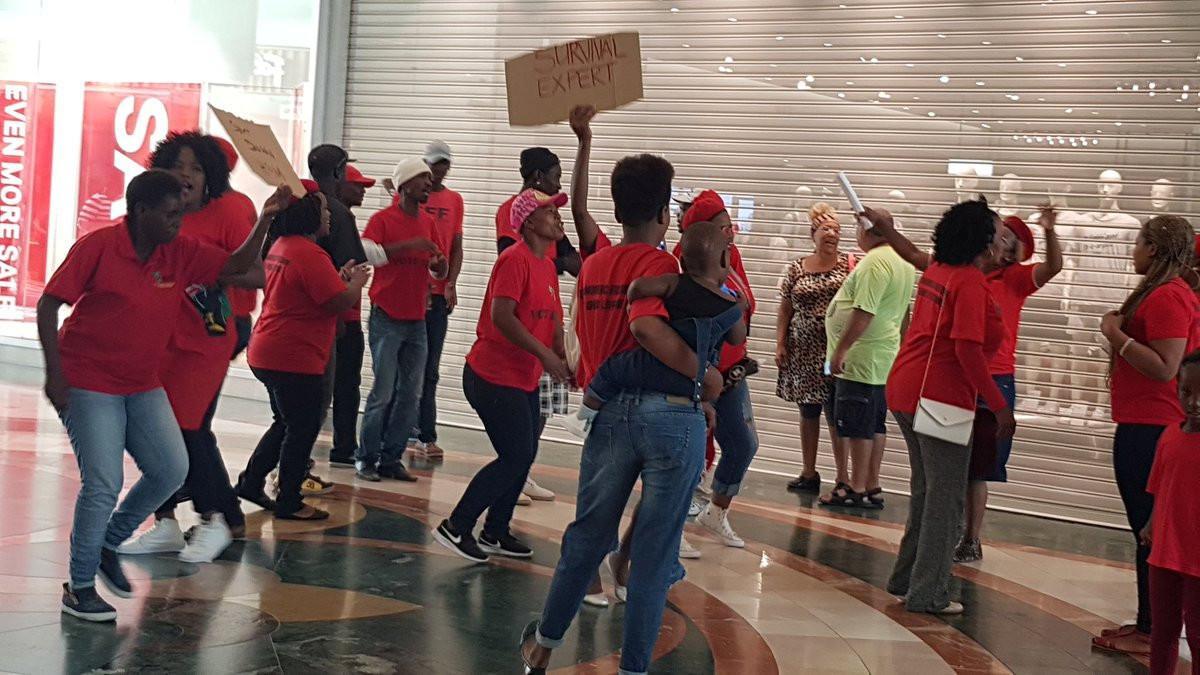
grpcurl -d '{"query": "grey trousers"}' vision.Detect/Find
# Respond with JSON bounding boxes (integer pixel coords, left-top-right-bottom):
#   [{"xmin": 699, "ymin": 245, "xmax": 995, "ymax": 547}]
[{"xmin": 886, "ymin": 411, "xmax": 971, "ymax": 612}]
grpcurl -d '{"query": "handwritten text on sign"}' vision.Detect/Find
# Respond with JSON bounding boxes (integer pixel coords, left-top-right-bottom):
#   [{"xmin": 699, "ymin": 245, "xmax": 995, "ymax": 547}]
[
  {"xmin": 505, "ymin": 33, "xmax": 643, "ymax": 127},
  {"xmin": 208, "ymin": 105, "xmax": 304, "ymax": 196}
]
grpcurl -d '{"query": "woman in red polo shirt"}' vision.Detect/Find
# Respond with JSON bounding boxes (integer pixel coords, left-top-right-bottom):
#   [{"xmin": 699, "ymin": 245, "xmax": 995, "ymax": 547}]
[
  {"xmin": 1091, "ymin": 215, "xmax": 1197, "ymax": 656},
  {"xmin": 670, "ymin": 189, "xmax": 759, "ymax": 554},
  {"xmin": 118, "ymin": 132, "xmax": 261, "ymax": 564},
  {"xmin": 433, "ymin": 189, "xmax": 570, "ymax": 562},
  {"xmin": 38, "ymin": 169, "xmax": 274, "ymax": 621},
  {"xmin": 883, "ymin": 199, "xmax": 1013, "ymax": 616},
  {"xmin": 236, "ymin": 187, "xmax": 370, "ymax": 521}
]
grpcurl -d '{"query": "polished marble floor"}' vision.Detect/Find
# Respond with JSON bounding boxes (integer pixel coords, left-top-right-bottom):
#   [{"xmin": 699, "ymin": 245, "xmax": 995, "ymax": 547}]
[{"xmin": 0, "ymin": 382, "xmax": 1188, "ymax": 674}]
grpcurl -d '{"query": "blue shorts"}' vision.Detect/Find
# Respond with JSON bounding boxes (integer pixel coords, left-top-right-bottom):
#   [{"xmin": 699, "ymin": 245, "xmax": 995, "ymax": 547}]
[{"xmin": 976, "ymin": 374, "xmax": 1017, "ymax": 482}]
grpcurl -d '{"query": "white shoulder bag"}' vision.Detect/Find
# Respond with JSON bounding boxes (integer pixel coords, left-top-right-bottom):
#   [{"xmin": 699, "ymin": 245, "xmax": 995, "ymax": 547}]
[{"xmin": 911, "ymin": 283, "xmax": 976, "ymax": 446}]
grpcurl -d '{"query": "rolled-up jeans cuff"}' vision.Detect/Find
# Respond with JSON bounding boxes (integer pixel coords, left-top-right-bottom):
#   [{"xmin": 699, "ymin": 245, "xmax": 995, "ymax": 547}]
[
  {"xmin": 619, "ymin": 669, "xmax": 647, "ymax": 675},
  {"xmin": 536, "ymin": 626, "xmax": 564, "ymax": 649},
  {"xmin": 712, "ymin": 479, "xmax": 741, "ymax": 497}
]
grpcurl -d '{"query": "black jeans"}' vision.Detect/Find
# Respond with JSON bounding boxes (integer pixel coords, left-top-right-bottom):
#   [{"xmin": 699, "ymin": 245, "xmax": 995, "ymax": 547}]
[
  {"xmin": 240, "ymin": 368, "xmax": 325, "ymax": 516},
  {"xmin": 1113, "ymin": 423, "xmax": 1165, "ymax": 634},
  {"xmin": 417, "ymin": 295, "xmax": 451, "ymax": 443},
  {"xmin": 449, "ymin": 364, "xmax": 541, "ymax": 537},
  {"xmin": 155, "ymin": 335, "xmax": 248, "ymax": 527},
  {"xmin": 332, "ymin": 321, "xmax": 364, "ymax": 457},
  {"xmin": 233, "ymin": 315, "xmax": 253, "ymax": 359}
]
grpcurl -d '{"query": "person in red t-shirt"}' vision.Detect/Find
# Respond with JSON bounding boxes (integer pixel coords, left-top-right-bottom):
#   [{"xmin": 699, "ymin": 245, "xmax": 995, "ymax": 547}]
[
  {"xmin": 883, "ymin": 199, "xmax": 1013, "ymax": 616},
  {"xmin": 494, "ymin": 147, "xmax": 582, "ymax": 278},
  {"xmin": 238, "ymin": 189, "xmax": 371, "ymax": 522},
  {"xmin": 357, "ymin": 157, "xmax": 449, "ymax": 482},
  {"xmin": 38, "ymin": 170, "xmax": 274, "ymax": 622},
  {"xmin": 522, "ymin": 106, "xmax": 722, "ymax": 675},
  {"xmin": 432, "ymin": 189, "xmax": 569, "ymax": 562},
  {"xmin": 411, "ymin": 141, "xmax": 465, "ymax": 462},
  {"xmin": 1144, "ymin": 351, "xmax": 1200, "ymax": 674},
  {"xmin": 212, "ymin": 136, "xmax": 260, "ymax": 356},
  {"xmin": 873, "ymin": 207, "xmax": 1063, "ymax": 562},
  {"xmin": 1092, "ymin": 215, "xmax": 1199, "ymax": 656},
  {"xmin": 116, "ymin": 132, "xmax": 264, "ymax": 563}
]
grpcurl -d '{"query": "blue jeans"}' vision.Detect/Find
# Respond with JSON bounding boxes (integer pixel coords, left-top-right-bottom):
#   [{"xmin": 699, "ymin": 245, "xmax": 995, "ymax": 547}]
[
  {"xmin": 415, "ymin": 294, "xmax": 450, "ymax": 443},
  {"xmin": 358, "ymin": 307, "xmax": 427, "ymax": 468},
  {"xmin": 536, "ymin": 392, "xmax": 705, "ymax": 675},
  {"xmin": 711, "ymin": 379, "xmax": 760, "ymax": 497},
  {"xmin": 61, "ymin": 388, "xmax": 188, "ymax": 589}
]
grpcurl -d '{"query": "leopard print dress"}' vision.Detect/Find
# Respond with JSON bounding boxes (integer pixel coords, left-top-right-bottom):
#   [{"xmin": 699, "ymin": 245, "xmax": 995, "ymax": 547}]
[{"xmin": 776, "ymin": 253, "xmax": 851, "ymax": 405}]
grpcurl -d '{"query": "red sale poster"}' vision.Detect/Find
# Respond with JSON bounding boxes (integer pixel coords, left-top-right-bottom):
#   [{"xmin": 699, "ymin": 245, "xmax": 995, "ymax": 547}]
[
  {"xmin": 75, "ymin": 82, "xmax": 201, "ymax": 238},
  {"xmin": 0, "ymin": 81, "xmax": 55, "ymax": 311}
]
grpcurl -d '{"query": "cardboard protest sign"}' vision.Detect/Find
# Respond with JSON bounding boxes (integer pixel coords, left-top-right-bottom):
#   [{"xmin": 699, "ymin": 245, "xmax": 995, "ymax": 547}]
[
  {"xmin": 505, "ymin": 32, "xmax": 643, "ymax": 127},
  {"xmin": 208, "ymin": 105, "xmax": 305, "ymax": 196}
]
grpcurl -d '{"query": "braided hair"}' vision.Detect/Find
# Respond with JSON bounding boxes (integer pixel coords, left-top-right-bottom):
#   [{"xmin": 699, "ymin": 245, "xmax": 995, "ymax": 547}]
[{"xmin": 1109, "ymin": 215, "xmax": 1196, "ymax": 375}]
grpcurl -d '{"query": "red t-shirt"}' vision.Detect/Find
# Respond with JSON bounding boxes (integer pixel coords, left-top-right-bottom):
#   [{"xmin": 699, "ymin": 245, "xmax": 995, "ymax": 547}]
[
  {"xmin": 672, "ymin": 241, "xmax": 756, "ymax": 371},
  {"xmin": 158, "ymin": 196, "xmax": 257, "ymax": 428},
  {"xmin": 574, "ymin": 242, "xmax": 678, "ymax": 390},
  {"xmin": 887, "ymin": 263, "xmax": 1006, "ymax": 414},
  {"xmin": 1110, "ymin": 277, "xmax": 1200, "ymax": 425},
  {"xmin": 1147, "ymin": 423, "xmax": 1200, "ymax": 577},
  {"xmin": 217, "ymin": 190, "xmax": 259, "ymax": 316},
  {"xmin": 496, "ymin": 194, "xmax": 557, "ymax": 260},
  {"xmin": 987, "ymin": 263, "xmax": 1041, "ymax": 376},
  {"xmin": 362, "ymin": 205, "xmax": 435, "ymax": 321},
  {"xmin": 424, "ymin": 187, "xmax": 464, "ymax": 296},
  {"xmin": 582, "ymin": 229, "xmax": 614, "ymax": 260},
  {"xmin": 248, "ymin": 236, "xmax": 347, "ymax": 375},
  {"xmin": 466, "ymin": 242, "xmax": 562, "ymax": 391},
  {"xmin": 43, "ymin": 223, "xmax": 228, "ymax": 395}
]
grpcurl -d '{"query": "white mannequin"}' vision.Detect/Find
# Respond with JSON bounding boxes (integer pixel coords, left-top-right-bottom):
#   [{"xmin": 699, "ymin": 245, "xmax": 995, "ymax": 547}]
[
  {"xmin": 1091, "ymin": 169, "xmax": 1141, "ymax": 226},
  {"xmin": 996, "ymin": 173, "xmax": 1021, "ymax": 217},
  {"xmin": 953, "ymin": 167, "xmax": 981, "ymax": 202},
  {"xmin": 782, "ymin": 185, "xmax": 815, "ymax": 238},
  {"xmin": 1151, "ymin": 178, "xmax": 1175, "ymax": 212},
  {"xmin": 767, "ymin": 236, "xmax": 792, "ymax": 262}
]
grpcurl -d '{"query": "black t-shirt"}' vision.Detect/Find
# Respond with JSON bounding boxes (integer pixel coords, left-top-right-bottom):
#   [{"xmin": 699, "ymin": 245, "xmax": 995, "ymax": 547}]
[
  {"xmin": 664, "ymin": 274, "xmax": 737, "ymax": 320},
  {"xmin": 318, "ymin": 197, "xmax": 367, "ymax": 269}
]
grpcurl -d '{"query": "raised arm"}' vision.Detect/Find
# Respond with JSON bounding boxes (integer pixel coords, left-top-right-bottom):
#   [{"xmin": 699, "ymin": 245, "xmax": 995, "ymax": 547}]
[
  {"xmin": 569, "ymin": 105, "xmax": 601, "ymax": 253},
  {"xmin": 863, "ymin": 206, "xmax": 931, "ymax": 271},
  {"xmin": 219, "ymin": 186, "xmax": 291, "ymax": 282},
  {"xmin": 1033, "ymin": 205, "xmax": 1064, "ymax": 287}
]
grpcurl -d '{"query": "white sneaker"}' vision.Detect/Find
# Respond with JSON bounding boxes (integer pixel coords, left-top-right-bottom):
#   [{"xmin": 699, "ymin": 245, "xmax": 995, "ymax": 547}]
[
  {"xmin": 516, "ymin": 492, "xmax": 532, "ymax": 506},
  {"xmin": 605, "ymin": 553, "xmax": 628, "ymax": 603},
  {"xmin": 678, "ymin": 533, "xmax": 702, "ymax": 559},
  {"xmin": 524, "ymin": 478, "xmax": 555, "ymax": 501},
  {"xmin": 563, "ymin": 408, "xmax": 595, "ymax": 439},
  {"xmin": 178, "ymin": 514, "xmax": 233, "ymax": 564},
  {"xmin": 118, "ymin": 518, "xmax": 185, "ymax": 555},
  {"xmin": 697, "ymin": 503, "xmax": 745, "ymax": 548},
  {"xmin": 688, "ymin": 496, "xmax": 706, "ymax": 518}
]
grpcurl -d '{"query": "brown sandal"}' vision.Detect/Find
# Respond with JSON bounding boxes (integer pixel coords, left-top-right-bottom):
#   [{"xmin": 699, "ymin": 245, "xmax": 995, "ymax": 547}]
[{"xmin": 1091, "ymin": 631, "xmax": 1150, "ymax": 655}]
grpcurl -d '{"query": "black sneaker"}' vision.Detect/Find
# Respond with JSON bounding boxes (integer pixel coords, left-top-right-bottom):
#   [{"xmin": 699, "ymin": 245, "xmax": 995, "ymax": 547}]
[
  {"xmin": 98, "ymin": 547, "xmax": 132, "ymax": 598},
  {"xmin": 432, "ymin": 520, "xmax": 489, "ymax": 563},
  {"xmin": 378, "ymin": 462, "xmax": 418, "ymax": 482},
  {"xmin": 478, "ymin": 532, "xmax": 533, "ymax": 559},
  {"xmin": 329, "ymin": 452, "xmax": 356, "ymax": 468},
  {"xmin": 61, "ymin": 583, "xmax": 116, "ymax": 622}
]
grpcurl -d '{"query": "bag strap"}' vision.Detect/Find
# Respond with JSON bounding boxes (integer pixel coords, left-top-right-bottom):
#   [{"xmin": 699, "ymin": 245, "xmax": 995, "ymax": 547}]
[{"xmin": 915, "ymin": 278, "xmax": 949, "ymax": 401}]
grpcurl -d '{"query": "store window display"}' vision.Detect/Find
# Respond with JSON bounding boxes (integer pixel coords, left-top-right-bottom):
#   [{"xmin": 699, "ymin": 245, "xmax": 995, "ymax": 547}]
[{"xmin": 0, "ymin": 0, "xmax": 321, "ymax": 340}]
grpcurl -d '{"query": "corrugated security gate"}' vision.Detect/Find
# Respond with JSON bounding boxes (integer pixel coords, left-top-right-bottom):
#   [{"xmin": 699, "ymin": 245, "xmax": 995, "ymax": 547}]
[{"xmin": 338, "ymin": 0, "xmax": 1200, "ymax": 527}]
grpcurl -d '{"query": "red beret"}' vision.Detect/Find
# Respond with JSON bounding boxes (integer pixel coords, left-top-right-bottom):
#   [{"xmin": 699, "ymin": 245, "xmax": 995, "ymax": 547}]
[
  {"xmin": 214, "ymin": 137, "xmax": 238, "ymax": 171},
  {"xmin": 680, "ymin": 189, "xmax": 727, "ymax": 231},
  {"xmin": 1003, "ymin": 215, "xmax": 1035, "ymax": 262}
]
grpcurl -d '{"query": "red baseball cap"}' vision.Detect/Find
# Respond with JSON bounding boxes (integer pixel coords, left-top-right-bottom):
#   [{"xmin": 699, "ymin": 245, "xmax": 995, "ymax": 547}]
[
  {"xmin": 510, "ymin": 189, "xmax": 567, "ymax": 230},
  {"xmin": 345, "ymin": 164, "xmax": 376, "ymax": 187},
  {"xmin": 680, "ymin": 189, "xmax": 727, "ymax": 231},
  {"xmin": 214, "ymin": 137, "xmax": 238, "ymax": 171},
  {"xmin": 1002, "ymin": 215, "xmax": 1035, "ymax": 262}
]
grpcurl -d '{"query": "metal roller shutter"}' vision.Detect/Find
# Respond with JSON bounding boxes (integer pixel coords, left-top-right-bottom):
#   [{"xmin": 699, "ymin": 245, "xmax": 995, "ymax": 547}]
[{"xmin": 342, "ymin": 0, "xmax": 1200, "ymax": 527}]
